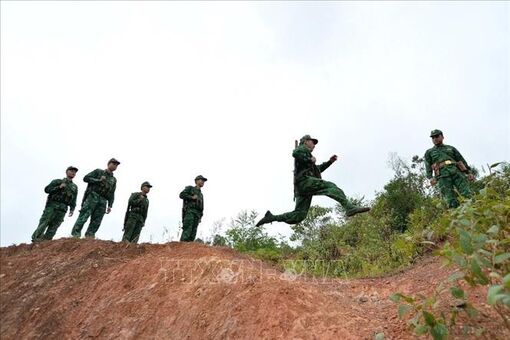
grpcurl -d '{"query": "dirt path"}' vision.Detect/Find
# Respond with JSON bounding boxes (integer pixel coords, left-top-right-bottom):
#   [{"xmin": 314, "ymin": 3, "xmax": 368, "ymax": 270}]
[{"xmin": 0, "ymin": 239, "xmax": 507, "ymax": 339}]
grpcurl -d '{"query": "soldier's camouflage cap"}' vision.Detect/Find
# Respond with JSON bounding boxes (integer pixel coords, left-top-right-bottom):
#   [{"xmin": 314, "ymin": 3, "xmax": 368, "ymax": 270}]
[
  {"xmin": 141, "ymin": 181, "xmax": 153, "ymax": 188},
  {"xmin": 300, "ymin": 135, "xmax": 318, "ymax": 145},
  {"xmin": 108, "ymin": 158, "xmax": 121, "ymax": 165},
  {"xmin": 430, "ymin": 129, "xmax": 443, "ymax": 137},
  {"xmin": 195, "ymin": 175, "xmax": 208, "ymax": 182},
  {"xmin": 66, "ymin": 166, "xmax": 78, "ymax": 172}
]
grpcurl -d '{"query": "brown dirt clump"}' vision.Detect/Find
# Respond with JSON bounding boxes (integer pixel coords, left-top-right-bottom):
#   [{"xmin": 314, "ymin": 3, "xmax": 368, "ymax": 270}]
[{"xmin": 0, "ymin": 239, "xmax": 507, "ymax": 339}]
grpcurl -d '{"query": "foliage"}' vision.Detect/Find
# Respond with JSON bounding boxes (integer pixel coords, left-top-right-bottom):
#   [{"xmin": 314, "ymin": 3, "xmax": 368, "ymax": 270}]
[{"xmin": 391, "ymin": 162, "xmax": 510, "ymax": 336}]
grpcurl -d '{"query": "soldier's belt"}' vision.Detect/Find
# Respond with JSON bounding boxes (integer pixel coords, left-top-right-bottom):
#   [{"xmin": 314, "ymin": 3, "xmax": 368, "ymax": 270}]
[{"xmin": 438, "ymin": 160, "xmax": 455, "ymax": 168}]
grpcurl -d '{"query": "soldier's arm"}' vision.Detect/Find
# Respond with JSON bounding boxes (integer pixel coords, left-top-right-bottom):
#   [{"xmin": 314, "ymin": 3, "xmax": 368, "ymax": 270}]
[
  {"xmin": 83, "ymin": 169, "xmax": 102, "ymax": 183},
  {"xmin": 318, "ymin": 160, "xmax": 334, "ymax": 173},
  {"xmin": 70, "ymin": 185, "xmax": 78, "ymax": 212},
  {"xmin": 179, "ymin": 186, "xmax": 194, "ymax": 200},
  {"xmin": 452, "ymin": 147, "xmax": 471, "ymax": 173},
  {"xmin": 142, "ymin": 201, "xmax": 149, "ymax": 222},
  {"xmin": 107, "ymin": 179, "xmax": 116, "ymax": 208},
  {"xmin": 44, "ymin": 179, "xmax": 63, "ymax": 194},
  {"xmin": 424, "ymin": 150, "xmax": 434, "ymax": 179}
]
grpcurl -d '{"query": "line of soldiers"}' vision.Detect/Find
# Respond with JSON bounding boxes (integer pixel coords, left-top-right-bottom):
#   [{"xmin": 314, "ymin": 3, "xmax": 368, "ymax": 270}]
[
  {"xmin": 32, "ymin": 129, "xmax": 474, "ymax": 243},
  {"xmin": 32, "ymin": 157, "xmax": 207, "ymax": 244}
]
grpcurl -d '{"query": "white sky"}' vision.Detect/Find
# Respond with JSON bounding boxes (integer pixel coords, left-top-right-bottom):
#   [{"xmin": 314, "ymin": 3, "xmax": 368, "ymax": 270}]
[{"xmin": 1, "ymin": 1, "xmax": 509, "ymax": 246}]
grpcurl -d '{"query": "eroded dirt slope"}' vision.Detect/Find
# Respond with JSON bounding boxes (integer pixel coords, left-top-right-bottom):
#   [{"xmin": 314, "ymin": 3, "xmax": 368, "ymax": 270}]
[{"xmin": 0, "ymin": 239, "xmax": 507, "ymax": 339}]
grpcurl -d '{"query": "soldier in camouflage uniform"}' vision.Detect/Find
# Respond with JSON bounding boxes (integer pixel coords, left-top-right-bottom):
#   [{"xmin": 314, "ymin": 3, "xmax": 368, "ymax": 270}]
[
  {"xmin": 32, "ymin": 166, "xmax": 79, "ymax": 242},
  {"xmin": 122, "ymin": 181, "xmax": 152, "ymax": 243},
  {"xmin": 425, "ymin": 129, "xmax": 475, "ymax": 208},
  {"xmin": 71, "ymin": 158, "xmax": 120, "ymax": 238},
  {"xmin": 179, "ymin": 175, "xmax": 207, "ymax": 242},
  {"xmin": 256, "ymin": 135, "xmax": 370, "ymax": 227}
]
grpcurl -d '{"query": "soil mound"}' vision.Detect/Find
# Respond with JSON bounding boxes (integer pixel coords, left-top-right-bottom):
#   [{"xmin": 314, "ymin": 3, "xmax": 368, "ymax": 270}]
[{"xmin": 0, "ymin": 239, "xmax": 506, "ymax": 339}]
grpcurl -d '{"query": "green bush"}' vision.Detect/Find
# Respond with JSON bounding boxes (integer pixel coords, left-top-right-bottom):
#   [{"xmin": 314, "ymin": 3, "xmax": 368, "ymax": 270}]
[{"xmin": 391, "ymin": 162, "xmax": 510, "ymax": 338}]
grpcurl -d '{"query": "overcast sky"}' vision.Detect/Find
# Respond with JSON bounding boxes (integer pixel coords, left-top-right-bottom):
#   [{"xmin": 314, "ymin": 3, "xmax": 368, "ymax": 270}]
[{"xmin": 1, "ymin": 1, "xmax": 508, "ymax": 246}]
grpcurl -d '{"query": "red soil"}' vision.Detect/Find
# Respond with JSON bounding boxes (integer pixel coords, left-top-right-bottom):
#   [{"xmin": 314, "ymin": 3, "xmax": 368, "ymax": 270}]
[{"xmin": 0, "ymin": 239, "xmax": 507, "ymax": 339}]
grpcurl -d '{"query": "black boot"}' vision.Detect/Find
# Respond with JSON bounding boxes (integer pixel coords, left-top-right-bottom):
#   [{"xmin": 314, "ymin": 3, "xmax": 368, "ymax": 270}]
[
  {"xmin": 256, "ymin": 210, "xmax": 274, "ymax": 227},
  {"xmin": 346, "ymin": 206, "xmax": 371, "ymax": 217}
]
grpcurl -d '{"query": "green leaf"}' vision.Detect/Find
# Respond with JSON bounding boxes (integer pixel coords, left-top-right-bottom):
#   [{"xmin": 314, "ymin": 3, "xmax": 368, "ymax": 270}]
[
  {"xmin": 470, "ymin": 260, "xmax": 489, "ymax": 284},
  {"xmin": 502, "ymin": 296, "xmax": 510, "ymax": 307},
  {"xmin": 398, "ymin": 304, "xmax": 412, "ymax": 318},
  {"xmin": 430, "ymin": 323, "xmax": 448, "ymax": 340},
  {"xmin": 487, "ymin": 225, "xmax": 499, "ymax": 234},
  {"xmin": 389, "ymin": 293, "xmax": 402, "ymax": 303},
  {"xmin": 450, "ymin": 287, "xmax": 465, "ymax": 299},
  {"xmin": 487, "ymin": 285, "xmax": 504, "ymax": 305},
  {"xmin": 475, "ymin": 327, "xmax": 485, "ymax": 336},
  {"xmin": 459, "ymin": 229, "xmax": 474, "ymax": 255},
  {"xmin": 415, "ymin": 325, "xmax": 429, "ymax": 336},
  {"xmin": 494, "ymin": 253, "xmax": 510, "ymax": 264},
  {"xmin": 490, "ymin": 162, "xmax": 502, "ymax": 168},
  {"xmin": 374, "ymin": 332, "xmax": 385, "ymax": 340},
  {"xmin": 458, "ymin": 219, "xmax": 471, "ymax": 227},
  {"xmin": 448, "ymin": 272, "xmax": 464, "ymax": 282},
  {"xmin": 503, "ymin": 273, "xmax": 510, "ymax": 289},
  {"xmin": 423, "ymin": 311, "xmax": 436, "ymax": 326},
  {"xmin": 465, "ymin": 304, "xmax": 478, "ymax": 318}
]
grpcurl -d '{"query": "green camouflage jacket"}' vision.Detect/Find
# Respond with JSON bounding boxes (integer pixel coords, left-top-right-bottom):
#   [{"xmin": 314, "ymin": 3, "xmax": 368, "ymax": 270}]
[
  {"xmin": 293, "ymin": 144, "xmax": 333, "ymax": 183},
  {"xmin": 44, "ymin": 178, "xmax": 78, "ymax": 211},
  {"xmin": 424, "ymin": 144, "xmax": 471, "ymax": 179},
  {"xmin": 127, "ymin": 192, "xmax": 149, "ymax": 222},
  {"xmin": 83, "ymin": 169, "xmax": 117, "ymax": 207},
  {"xmin": 180, "ymin": 186, "xmax": 204, "ymax": 216}
]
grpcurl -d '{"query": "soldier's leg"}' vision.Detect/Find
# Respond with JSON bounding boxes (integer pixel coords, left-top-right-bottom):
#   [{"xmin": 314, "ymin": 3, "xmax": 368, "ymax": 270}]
[
  {"xmin": 190, "ymin": 216, "xmax": 200, "ymax": 241},
  {"xmin": 131, "ymin": 221, "xmax": 144, "ymax": 244},
  {"xmin": 122, "ymin": 214, "xmax": 137, "ymax": 242},
  {"xmin": 438, "ymin": 176, "xmax": 458, "ymax": 208},
  {"xmin": 72, "ymin": 197, "xmax": 95, "ymax": 237},
  {"xmin": 84, "ymin": 201, "xmax": 106, "ymax": 238},
  {"xmin": 271, "ymin": 196, "xmax": 313, "ymax": 224},
  {"xmin": 32, "ymin": 206, "xmax": 54, "ymax": 242},
  {"xmin": 180, "ymin": 212, "xmax": 196, "ymax": 242},
  {"xmin": 43, "ymin": 208, "xmax": 66, "ymax": 240},
  {"xmin": 305, "ymin": 178, "xmax": 357, "ymax": 212},
  {"xmin": 453, "ymin": 172, "xmax": 472, "ymax": 200}
]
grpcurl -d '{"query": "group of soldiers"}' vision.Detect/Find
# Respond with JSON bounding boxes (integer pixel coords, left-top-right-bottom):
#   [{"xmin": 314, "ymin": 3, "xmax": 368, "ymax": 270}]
[
  {"xmin": 32, "ymin": 158, "xmax": 207, "ymax": 244},
  {"xmin": 32, "ymin": 129, "xmax": 474, "ymax": 243}
]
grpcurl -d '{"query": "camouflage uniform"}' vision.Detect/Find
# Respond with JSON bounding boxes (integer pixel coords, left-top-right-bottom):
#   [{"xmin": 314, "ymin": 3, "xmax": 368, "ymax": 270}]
[
  {"xmin": 122, "ymin": 182, "xmax": 151, "ymax": 243},
  {"xmin": 425, "ymin": 129, "xmax": 472, "ymax": 208},
  {"xmin": 32, "ymin": 167, "xmax": 79, "ymax": 242},
  {"xmin": 179, "ymin": 175, "xmax": 206, "ymax": 242},
  {"xmin": 72, "ymin": 159, "xmax": 119, "ymax": 238},
  {"xmin": 256, "ymin": 135, "xmax": 369, "ymax": 227}
]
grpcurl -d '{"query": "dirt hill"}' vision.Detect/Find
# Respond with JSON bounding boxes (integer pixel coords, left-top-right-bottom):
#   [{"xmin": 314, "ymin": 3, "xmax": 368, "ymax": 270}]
[{"xmin": 0, "ymin": 239, "xmax": 507, "ymax": 339}]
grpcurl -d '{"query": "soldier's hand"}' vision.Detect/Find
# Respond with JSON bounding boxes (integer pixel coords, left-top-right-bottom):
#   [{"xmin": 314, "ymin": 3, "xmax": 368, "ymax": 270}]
[
  {"xmin": 310, "ymin": 156, "xmax": 316, "ymax": 163},
  {"xmin": 330, "ymin": 155, "xmax": 338, "ymax": 162},
  {"xmin": 100, "ymin": 176, "xmax": 106, "ymax": 182},
  {"xmin": 468, "ymin": 174, "xmax": 475, "ymax": 182},
  {"xmin": 191, "ymin": 195, "xmax": 198, "ymax": 200},
  {"xmin": 68, "ymin": 211, "xmax": 74, "ymax": 217},
  {"xmin": 59, "ymin": 183, "xmax": 67, "ymax": 189},
  {"xmin": 430, "ymin": 178, "xmax": 438, "ymax": 186},
  {"xmin": 106, "ymin": 207, "xmax": 112, "ymax": 214}
]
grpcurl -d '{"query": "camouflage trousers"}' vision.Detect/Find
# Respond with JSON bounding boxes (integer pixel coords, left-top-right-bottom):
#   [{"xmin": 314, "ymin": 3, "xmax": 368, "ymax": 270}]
[
  {"xmin": 438, "ymin": 171, "xmax": 472, "ymax": 208},
  {"xmin": 270, "ymin": 176, "xmax": 356, "ymax": 225},
  {"xmin": 72, "ymin": 192, "xmax": 107, "ymax": 238},
  {"xmin": 32, "ymin": 201, "xmax": 67, "ymax": 242},
  {"xmin": 180, "ymin": 210, "xmax": 201, "ymax": 242},
  {"xmin": 122, "ymin": 213, "xmax": 144, "ymax": 243}
]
